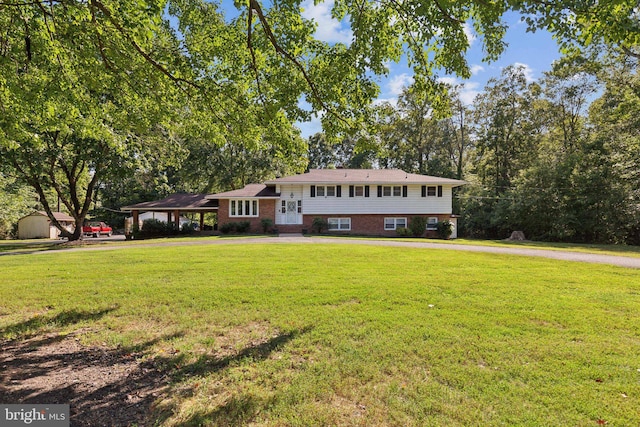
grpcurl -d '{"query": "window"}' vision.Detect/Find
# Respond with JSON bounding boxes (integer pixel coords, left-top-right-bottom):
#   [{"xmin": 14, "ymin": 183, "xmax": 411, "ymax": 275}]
[
  {"xmin": 426, "ymin": 217, "xmax": 438, "ymax": 230},
  {"xmin": 230, "ymin": 199, "xmax": 259, "ymax": 217},
  {"xmin": 297, "ymin": 200, "xmax": 302, "ymax": 213},
  {"xmin": 316, "ymin": 185, "xmax": 336, "ymax": 197},
  {"xmin": 382, "ymin": 185, "xmax": 402, "ymax": 197},
  {"xmin": 384, "ymin": 217, "xmax": 407, "ymax": 230},
  {"xmin": 422, "ymin": 185, "xmax": 442, "ymax": 197},
  {"xmin": 281, "ymin": 200, "xmax": 286, "ymax": 213},
  {"xmin": 328, "ymin": 218, "xmax": 351, "ymax": 231},
  {"xmin": 350, "ymin": 185, "xmax": 370, "ymax": 197}
]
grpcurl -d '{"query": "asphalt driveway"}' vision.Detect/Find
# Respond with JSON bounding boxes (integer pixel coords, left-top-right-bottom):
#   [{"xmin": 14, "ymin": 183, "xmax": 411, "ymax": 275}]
[{"xmin": 11, "ymin": 235, "xmax": 640, "ymax": 269}]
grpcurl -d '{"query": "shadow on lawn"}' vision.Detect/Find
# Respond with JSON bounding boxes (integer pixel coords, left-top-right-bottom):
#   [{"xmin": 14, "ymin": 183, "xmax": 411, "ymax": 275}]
[
  {"xmin": 0, "ymin": 307, "xmax": 117, "ymax": 340},
  {"xmin": 154, "ymin": 327, "xmax": 312, "ymax": 426},
  {"xmin": 1, "ymin": 314, "xmax": 310, "ymax": 427},
  {"xmin": 1, "ymin": 329, "xmax": 184, "ymax": 426}
]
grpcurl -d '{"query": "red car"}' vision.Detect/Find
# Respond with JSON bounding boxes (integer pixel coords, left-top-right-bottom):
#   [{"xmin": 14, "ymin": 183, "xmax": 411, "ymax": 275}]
[{"xmin": 82, "ymin": 221, "xmax": 113, "ymax": 237}]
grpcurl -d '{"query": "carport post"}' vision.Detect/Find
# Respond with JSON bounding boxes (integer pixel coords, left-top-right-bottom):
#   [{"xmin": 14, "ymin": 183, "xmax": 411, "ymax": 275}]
[
  {"xmin": 199, "ymin": 212, "xmax": 204, "ymax": 232},
  {"xmin": 132, "ymin": 210, "xmax": 139, "ymax": 231},
  {"xmin": 173, "ymin": 210, "xmax": 180, "ymax": 229}
]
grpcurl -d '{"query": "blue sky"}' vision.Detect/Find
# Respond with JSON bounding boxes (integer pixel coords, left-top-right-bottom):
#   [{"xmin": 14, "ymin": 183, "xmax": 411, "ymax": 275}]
[{"xmin": 296, "ymin": 2, "xmax": 563, "ymax": 137}]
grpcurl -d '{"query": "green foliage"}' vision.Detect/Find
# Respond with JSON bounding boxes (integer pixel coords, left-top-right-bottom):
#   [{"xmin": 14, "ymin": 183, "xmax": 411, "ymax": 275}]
[
  {"xmin": 311, "ymin": 217, "xmax": 328, "ymax": 234},
  {"xmin": 409, "ymin": 216, "xmax": 428, "ymax": 237},
  {"xmin": 260, "ymin": 218, "xmax": 274, "ymax": 234},
  {"xmin": 395, "ymin": 227, "xmax": 412, "ymax": 237},
  {"xmin": 133, "ymin": 219, "xmax": 179, "ymax": 239},
  {"xmin": 436, "ymin": 220, "xmax": 455, "ymax": 239},
  {"xmin": 219, "ymin": 221, "xmax": 251, "ymax": 234},
  {"xmin": 0, "ymin": 173, "xmax": 37, "ymax": 239}
]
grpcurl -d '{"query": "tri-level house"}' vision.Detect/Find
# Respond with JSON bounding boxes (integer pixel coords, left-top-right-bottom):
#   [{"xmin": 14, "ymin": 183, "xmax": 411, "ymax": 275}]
[{"xmin": 207, "ymin": 169, "xmax": 466, "ymax": 237}]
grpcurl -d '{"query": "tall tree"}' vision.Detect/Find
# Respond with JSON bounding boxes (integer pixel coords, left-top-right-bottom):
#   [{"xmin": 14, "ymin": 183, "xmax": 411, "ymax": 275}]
[
  {"xmin": 471, "ymin": 64, "xmax": 542, "ymax": 194},
  {"xmin": 0, "ymin": 0, "xmax": 185, "ymax": 239}
]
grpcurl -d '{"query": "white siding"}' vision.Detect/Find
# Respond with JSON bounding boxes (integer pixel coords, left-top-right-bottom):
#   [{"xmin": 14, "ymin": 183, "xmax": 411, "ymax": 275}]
[{"xmin": 302, "ymin": 184, "xmax": 454, "ymax": 215}]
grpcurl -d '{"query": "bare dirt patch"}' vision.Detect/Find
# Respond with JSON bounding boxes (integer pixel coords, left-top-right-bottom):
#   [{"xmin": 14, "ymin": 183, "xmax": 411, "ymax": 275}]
[{"xmin": 0, "ymin": 332, "xmax": 168, "ymax": 426}]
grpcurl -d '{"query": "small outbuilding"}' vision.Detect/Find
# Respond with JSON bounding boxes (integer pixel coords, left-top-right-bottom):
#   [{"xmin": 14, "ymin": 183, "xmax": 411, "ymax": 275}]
[{"xmin": 17, "ymin": 211, "xmax": 75, "ymax": 239}]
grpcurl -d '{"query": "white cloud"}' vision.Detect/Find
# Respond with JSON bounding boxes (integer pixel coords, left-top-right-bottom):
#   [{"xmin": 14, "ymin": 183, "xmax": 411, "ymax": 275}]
[
  {"xmin": 463, "ymin": 22, "xmax": 477, "ymax": 46},
  {"xmin": 513, "ymin": 62, "xmax": 535, "ymax": 82},
  {"xmin": 437, "ymin": 77, "xmax": 481, "ymax": 105},
  {"xmin": 470, "ymin": 64, "xmax": 484, "ymax": 75},
  {"xmin": 438, "ymin": 77, "xmax": 458, "ymax": 86},
  {"xmin": 388, "ymin": 73, "xmax": 414, "ymax": 96},
  {"xmin": 300, "ymin": 0, "xmax": 352, "ymax": 44}
]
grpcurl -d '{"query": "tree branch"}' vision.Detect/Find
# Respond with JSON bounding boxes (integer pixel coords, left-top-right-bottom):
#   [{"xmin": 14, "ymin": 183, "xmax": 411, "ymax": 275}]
[{"xmin": 248, "ymin": 0, "xmax": 348, "ymax": 125}]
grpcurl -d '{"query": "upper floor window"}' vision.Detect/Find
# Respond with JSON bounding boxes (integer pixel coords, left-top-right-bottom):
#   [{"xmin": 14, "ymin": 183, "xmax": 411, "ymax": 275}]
[
  {"xmin": 383, "ymin": 185, "xmax": 402, "ymax": 197},
  {"xmin": 378, "ymin": 185, "xmax": 406, "ymax": 197},
  {"xmin": 422, "ymin": 185, "xmax": 443, "ymax": 197},
  {"xmin": 230, "ymin": 199, "xmax": 259, "ymax": 217},
  {"xmin": 311, "ymin": 185, "xmax": 341, "ymax": 197}
]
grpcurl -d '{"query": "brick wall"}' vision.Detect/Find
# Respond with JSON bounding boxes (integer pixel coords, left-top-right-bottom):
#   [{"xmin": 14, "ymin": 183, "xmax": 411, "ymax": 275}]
[
  {"xmin": 303, "ymin": 214, "xmax": 452, "ymax": 236},
  {"xmin": 217, "ymin": 199, "xmax": 276, "ymax": 233}
]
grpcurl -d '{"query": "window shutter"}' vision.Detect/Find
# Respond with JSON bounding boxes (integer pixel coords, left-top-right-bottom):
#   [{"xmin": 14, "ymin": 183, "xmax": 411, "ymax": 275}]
[
  {"xmin": 437, "ymin": 185, "xmax": 443, "ymax": 197},
  {"xmin": 421, "ymin": 185, "xmax": 426, "ymax": 197},
  {"xmin": 349, "ymin": 185, "xmax": 354, "ymax": 197},
  {"xmin": 310, "ymin": 185, "xmax": 316, "ymax": 197},
  {"xmin": 402, "ymin": 186, "xmax": 408, "ymax": 197},
  {"xmin": 336, "ymin": 185, "xmax": 342, "ymax": 197},
  {"xmin": 377, "ymin": 186, "xmax": 382, "ymax": 197},
  {"xmin": 365, "ymin": 185, "xmax": 370, "ymax": 197}
]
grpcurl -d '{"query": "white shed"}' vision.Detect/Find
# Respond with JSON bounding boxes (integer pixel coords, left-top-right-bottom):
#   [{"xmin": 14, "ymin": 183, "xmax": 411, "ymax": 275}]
[{"xmin": 17, "ymin": 211, "xmax": 75, "ymax": 239}]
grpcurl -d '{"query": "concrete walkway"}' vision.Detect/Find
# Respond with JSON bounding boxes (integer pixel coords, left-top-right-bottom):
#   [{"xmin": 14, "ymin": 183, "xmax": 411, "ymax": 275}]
[{"xmin": 4, "ymin": 235, "xmax": 640, "ymax": 269}]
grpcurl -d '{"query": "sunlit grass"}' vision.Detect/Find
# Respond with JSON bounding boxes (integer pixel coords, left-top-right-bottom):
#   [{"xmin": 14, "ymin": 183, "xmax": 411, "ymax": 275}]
[{"xmin": 1, "ymin": 243, "xmax": 639, "ymax": 426}]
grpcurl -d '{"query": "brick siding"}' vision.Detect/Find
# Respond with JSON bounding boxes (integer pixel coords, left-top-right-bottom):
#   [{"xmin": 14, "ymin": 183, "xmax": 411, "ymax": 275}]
[
  {"xmin": 303, "ymin": 214, "xmax": 452, "ymax": 236},
  {"xmin": 217, "ymin": 199, "xmax": 277, "ymax": 233}
]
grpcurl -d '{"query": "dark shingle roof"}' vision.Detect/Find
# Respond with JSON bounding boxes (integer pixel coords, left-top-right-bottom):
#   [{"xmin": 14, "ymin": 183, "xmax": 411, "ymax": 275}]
[
  {"xmin": 121, "ymin": 193, "xmax": 219, "ymax": 211},
  {"xmin": 206, "ymin": 184, "xmax": 279, "ymax": 199},
  {"xmin": 265, "ymin": 169, "xmax": 466, "ymax": 185}
]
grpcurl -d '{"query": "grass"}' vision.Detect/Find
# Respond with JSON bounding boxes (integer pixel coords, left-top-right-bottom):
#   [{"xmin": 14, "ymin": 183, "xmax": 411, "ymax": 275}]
[{"xmin": 1, "ymin": 243, "xmax": 639, "ymax": 426}]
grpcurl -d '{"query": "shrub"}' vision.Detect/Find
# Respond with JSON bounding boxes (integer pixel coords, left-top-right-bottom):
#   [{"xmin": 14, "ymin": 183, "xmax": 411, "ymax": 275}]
[
  {"xmin": 437, "ymin": 220, "xmax": 454, "ymax": 239},
  {"xmin": 220, "ymin": 221, "xmax": 251, "ymax": 234},
  {"xmin": 133, "ymin": 219, "xmax": 179, "ymax": 239},
  {"xmin": 409, "ymin": 216, "xmax": 428, "ymax": 237},
  {"xmin": 236, "ymin": 221, "xmax": 251, "ymax": 233},
  {"xmin": 311, "ymin": 217, "xmax": 328, "ymax": 234},
  {"xmin": 220, "ymin": 222, "xmax": 236, "ymax": 234},
  {"xmin": 396, "ymin": 227, "xmax": 412, "ymax": 237},
  {"xmin": 261, "ymin": 218, "xmax": 274, "ymax": 233},
  {"xmin": 180, "ymin": 222, "xmax": 198, "ymax": 234}
]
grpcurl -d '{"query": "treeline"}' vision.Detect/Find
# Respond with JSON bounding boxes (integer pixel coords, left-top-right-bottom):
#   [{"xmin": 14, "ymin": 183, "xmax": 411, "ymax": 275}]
[{"xmin": 308, "ymin": 54, "xmax": 640, "ymax": 244}]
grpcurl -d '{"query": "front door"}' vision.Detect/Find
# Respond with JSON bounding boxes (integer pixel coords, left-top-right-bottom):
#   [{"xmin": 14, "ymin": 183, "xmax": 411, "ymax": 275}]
[{"xmin": 286, "ymin": 200, "xmax": 297, "ymax": 224}]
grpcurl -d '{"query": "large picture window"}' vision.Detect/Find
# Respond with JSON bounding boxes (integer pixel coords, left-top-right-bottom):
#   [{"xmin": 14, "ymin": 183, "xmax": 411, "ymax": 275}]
[
  {"xmin": 230, "ymin": 199, "xmax": 259, "ymax": 217},
  {"xmin": 328, "ymin": 218, "xmax": 351, "ymax": 231}
]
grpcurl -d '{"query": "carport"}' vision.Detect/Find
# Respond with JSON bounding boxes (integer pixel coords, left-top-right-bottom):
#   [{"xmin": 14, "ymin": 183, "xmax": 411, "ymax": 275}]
[{"xmin": 121, "ymin": 193, "xmax": 219, "ymax": 233}]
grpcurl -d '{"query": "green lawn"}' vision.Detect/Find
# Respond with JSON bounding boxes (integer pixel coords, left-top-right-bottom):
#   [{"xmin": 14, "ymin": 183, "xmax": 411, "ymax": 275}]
[{"xmin": 1, "ymin": 243, "xmax": 639, "ymax": 426}]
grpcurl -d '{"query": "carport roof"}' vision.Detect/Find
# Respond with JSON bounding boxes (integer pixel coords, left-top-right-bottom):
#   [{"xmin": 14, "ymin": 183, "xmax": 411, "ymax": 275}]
[{"xmin": 121, "ymin": 193, "xmax": 218, "ymax": 211}]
